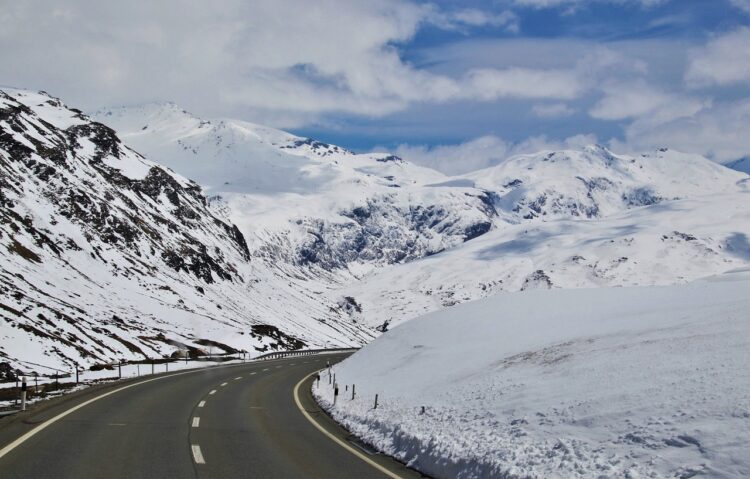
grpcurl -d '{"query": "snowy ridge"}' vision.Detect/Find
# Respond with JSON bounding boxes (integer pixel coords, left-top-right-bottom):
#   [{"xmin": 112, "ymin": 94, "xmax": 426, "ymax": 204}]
[{"xmin": 0, "ymin": 89, "xmax": 373, "ymax": 370}]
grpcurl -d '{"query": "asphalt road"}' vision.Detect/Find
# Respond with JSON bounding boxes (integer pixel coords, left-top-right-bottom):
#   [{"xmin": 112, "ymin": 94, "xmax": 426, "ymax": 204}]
[{"xmin": 0, "ymin": 353, "xmax": 424, "ymax": 478}]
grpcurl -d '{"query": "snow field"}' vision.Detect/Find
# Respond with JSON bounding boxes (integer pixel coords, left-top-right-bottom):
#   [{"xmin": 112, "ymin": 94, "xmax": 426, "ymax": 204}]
[{"xmin": 315, "ymin": 273, "xmax": 750, "ymax": 478}]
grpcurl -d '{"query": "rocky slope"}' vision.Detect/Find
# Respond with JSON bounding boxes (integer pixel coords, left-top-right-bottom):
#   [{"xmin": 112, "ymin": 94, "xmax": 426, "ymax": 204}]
[{"xmin": 0, "ymin": 89, "xmax": 373, "ymax": 371}]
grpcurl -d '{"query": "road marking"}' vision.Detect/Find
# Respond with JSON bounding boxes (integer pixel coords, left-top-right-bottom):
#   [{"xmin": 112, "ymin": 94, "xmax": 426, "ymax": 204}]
[
  {"xmin": 293, "ymin": 370, "xmax": 403, "ymax": 479},
  {"xmin": 276, "ymin": 365, "xmax": 282, "ymax": 368},
  {"xmin": 263, "ymin": 368, "xmax": 269, "ymax": 372},
  {"xmin": 250, "ymin": 372, "xmax": 257, "ymax": 375},
  {"xmin": 290, "ymin": 363, "xmax": 295, "ymax": 366},
  {"xmin": 192, "ymin": 417, "xmax": 201, "ymax": 428},
  {"xmin": 191, "ymin": 445, "xmax": 206, "ymax": 464},
  {"xmin": 221, "ymin": 382, "xmax": 228, "ymax": 387},
  {"xmin": 108, "ymin": 423, "xmax": 127, "ymax": 426},
  {"xmin": 0, "ymin": 364, "xmax": 247, "ymax": 462},
  {"xmin": 209, "ymin": 389, "xmax": 217, "ymax": 395},
  {"xmin": 234, "ymin": 376, "xmax": 242, "ymax": 380},
  {"xmin": 198, "ymin": 400, "xmax": 206, "ymax": 408}
]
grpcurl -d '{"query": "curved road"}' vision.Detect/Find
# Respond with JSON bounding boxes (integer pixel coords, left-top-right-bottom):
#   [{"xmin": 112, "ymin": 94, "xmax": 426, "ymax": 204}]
[{"xmin": 0, "ymin": 353, "xmax": 424, "ymax": 478}]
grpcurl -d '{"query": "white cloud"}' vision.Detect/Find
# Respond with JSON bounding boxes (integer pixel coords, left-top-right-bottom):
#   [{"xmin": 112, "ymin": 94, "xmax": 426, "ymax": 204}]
[
  {"xmin": 532, "ymin": 102, "xmax": 575, "ymax": 118},
  {"xmin": 612, "ymin": 99, "xmax": 750, "ymax": 163},
  {"xmin": 510, "ymin": 0, "xmax": 666, "ymax": 10},
  {"xmin": 464, "ymin": 68, "xmax": 584, "ymax": 100},
  {"xmin": 392, "ymin": 133, "xmax": 598, "ymax": 175},
  {"xmin": 0, "ymin": 0, "xmax": 577, "ymax": 127},
  {"xmin": 427, "ymin": 8, "xmax": 520, "ymax": 33},
  {"xmin": 730, "ymin": 0, "xmax": 750, "ymax": 13},
  {"xmin": 589, "ymin": 81, "xmax": 708, "ymax": 124},
  {"xmin": 686, "ymin": 27, "xmax": 750, "ymax": 87}
]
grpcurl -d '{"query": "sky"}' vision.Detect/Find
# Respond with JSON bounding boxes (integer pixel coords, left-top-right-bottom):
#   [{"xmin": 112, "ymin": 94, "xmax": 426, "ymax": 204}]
[{"xmin": 1, "ymin": 0, "xmax": 749, "ymax": 174}]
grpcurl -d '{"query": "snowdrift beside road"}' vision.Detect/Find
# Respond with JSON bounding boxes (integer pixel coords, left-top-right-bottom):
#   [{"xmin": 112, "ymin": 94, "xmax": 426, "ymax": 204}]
[{"xmin": 315, "ymin": 272, "xmax": 750, "ymax": 478}]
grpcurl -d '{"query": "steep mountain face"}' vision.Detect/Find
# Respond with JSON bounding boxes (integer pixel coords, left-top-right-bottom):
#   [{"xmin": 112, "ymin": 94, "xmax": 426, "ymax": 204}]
[
  {"xmin": 341, "ymin": 149, "xmax": 750, "ymax": 328},
  {"xmin": 0, "ymin": 90, "xmax": 373, "ymax": 370},
  {"xmin": 93, "ymin": 104, "xmax": 497, "ymax": 275}
]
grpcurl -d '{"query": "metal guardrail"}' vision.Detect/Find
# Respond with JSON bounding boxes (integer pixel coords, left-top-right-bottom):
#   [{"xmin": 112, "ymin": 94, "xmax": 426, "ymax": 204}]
[{"xmin": 254, "ymin": 347, "xmax": 359, "ymax": 361}]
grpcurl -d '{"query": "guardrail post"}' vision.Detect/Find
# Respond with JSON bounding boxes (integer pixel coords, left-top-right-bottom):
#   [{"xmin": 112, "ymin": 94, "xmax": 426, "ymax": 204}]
[{"xmin": 21, "ymin": 376, "xmax": 27, "ymax": 411}]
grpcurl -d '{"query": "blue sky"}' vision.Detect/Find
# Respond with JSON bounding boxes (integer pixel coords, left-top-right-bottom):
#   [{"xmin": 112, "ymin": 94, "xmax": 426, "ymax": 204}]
[{"xmin": 1, "ymin": 0, "xmax": 749, "ymax": 173}]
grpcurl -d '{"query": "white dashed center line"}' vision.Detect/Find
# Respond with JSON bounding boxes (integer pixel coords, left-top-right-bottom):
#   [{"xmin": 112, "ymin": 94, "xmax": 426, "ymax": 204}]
[
  {"xmin": 209, "ymin": 389, "xmax": 217, "ymax": 395},
  {"xmin": 250, "ymin": 372, "xmax": 257, "ymax": 375},
  {"xmin": 234, "ymin": 376, "xmax": 242, "ymax": 380},
  {"xmin": 198, "ymin": 400, "xmax": 206, "ymax": 408},
  {"xmin": 191, "ymin": 445, "xmax": 206, "ymax": 464},
  {"xmin": 276, "ymin": 365, "xmax": 282, "ymax": 368},
  {"xmin": 262, "ymin": 368, "xmax": 269, "ymax": 372},
  {"xmin": 220, "ymin": 382, "xmax": 228, "ymax": 387},
  {"xmin": 192, "ymin": 417, "xmax": 201, "ymax": 428}
]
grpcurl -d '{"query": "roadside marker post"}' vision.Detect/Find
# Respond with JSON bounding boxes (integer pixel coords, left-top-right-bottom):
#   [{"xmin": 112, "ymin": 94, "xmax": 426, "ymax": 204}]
[
  {"xmin": 352, "ymin": 384, "xmax": 355, "ymax": 400},
  {"xmin": 334, "ymin": 385, "xmax": 339, "ymax": 406},
  {"xmin": 374, "ymin": 394, "xmax": 378, "ymax": 410},
  {"xmin": 75, "ymin": 363, "xmax": 79, "ymax": 385},
  {"xmin": 20, "ymin": 377, "xmax": 27, "ymax": 411},
  {"xmin": 118, "ymin": 361, "xmax": 122, "ymax": 379}
]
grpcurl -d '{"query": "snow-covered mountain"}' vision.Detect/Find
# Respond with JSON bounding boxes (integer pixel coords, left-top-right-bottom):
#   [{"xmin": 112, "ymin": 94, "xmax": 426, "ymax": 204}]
[
  {"xmin": 92, "ymin": 104, "xmax": 497, "ymax": 274},
  {"xmin": 4, "ymin": 90, "xmax": 748, "ymax": 369},
  {"xmin": 341, "ymin": 148, "xmax": 750, "ymax": 328},
  {"xmin": 93, "ymin": 102, "xmax": 750, "ymax": 332},
  {"xmin": 0, "ymin": 89, "xmax": 374, "ymax": 370}
]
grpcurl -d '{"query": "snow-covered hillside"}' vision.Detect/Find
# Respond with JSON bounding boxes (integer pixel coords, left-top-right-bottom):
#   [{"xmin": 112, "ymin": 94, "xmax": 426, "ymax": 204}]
[
  {"xmin": 342, "ymin": 148, "xmax": 750, "ymax": 328},
  {"xmin": 95, "ymin": 103, "xmax": 750, "ymax": 333},
  {"xmin": 316, "ymin": 271, "xmax": 750, "ymax": 478},
  {"xmin": 93, "ymin": 104, "xmax": 497, "ymax": 273},
  {"xmin": 0, "ymin": 89, "xmax": 373, "ymax": 370}
]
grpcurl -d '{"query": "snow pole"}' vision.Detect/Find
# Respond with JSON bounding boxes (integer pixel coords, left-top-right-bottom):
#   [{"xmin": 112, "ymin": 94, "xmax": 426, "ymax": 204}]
[
  {"xmin": 334, "ymin": 384, "xmax": 339, "ymax": 405},
  {"xmin": 374, "ymin": 393, "xmax": 378, "ymax": 410},
  {"xmin": 351, "ymin": 384, "xmax": 355, "ymax": 400},
  {"xmin": 20, "ymin": 376, "xmax": 27, "ymax": 411}
]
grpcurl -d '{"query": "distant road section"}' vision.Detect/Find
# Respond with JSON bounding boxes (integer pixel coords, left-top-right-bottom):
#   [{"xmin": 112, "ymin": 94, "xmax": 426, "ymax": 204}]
[{"xmin": 0, "ymin": 353, "xmax": 423, "ymax": 478}]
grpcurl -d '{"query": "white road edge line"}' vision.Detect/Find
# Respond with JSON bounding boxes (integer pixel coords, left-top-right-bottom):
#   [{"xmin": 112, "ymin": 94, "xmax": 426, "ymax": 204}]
[
  {"xmin": 0, "ymin": 364, "xmax": 238, "ymax": 461},
  {"xmin": 192, "ymin": 417, "xmax": 200, "ymax": 428},
  {"xmin": 191, "ymin": 445, "xmax": 206, "ymax": 465},
  {"xmin": 293, "ymin": 370, "xmax": 403, "ymax": 479},
  {"xmin": 198, "ymin": 400, "xmax": 206, "ymax": 408}
]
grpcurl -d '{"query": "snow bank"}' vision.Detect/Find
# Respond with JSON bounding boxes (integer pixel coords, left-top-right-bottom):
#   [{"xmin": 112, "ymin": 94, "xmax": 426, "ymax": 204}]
[{"xmin": 314, "ymin": 273, "xmax": 750, "ymax": 478}]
